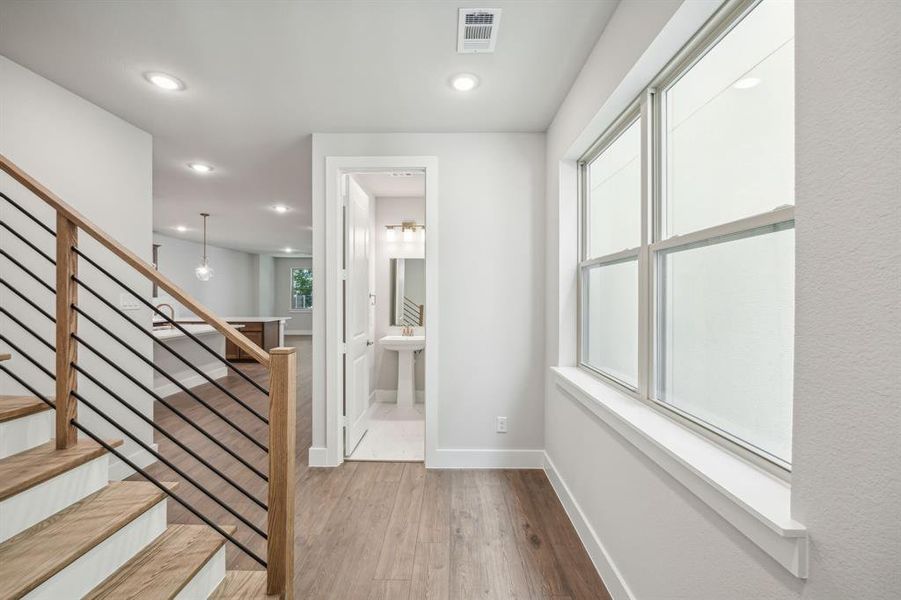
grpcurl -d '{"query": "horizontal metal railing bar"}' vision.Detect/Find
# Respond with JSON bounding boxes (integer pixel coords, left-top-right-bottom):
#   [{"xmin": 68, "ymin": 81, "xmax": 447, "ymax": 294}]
[
  {"xmin": 73, "ymin": 333, "xmax": 269, "ymax": 484},
  {"xmin": 0, "ymin": 248, "xmax": 56, "ymax": 294},
  {"xmin": 73, "ymin": 247, "xmax": 271, "ymax": 398},
  {"xmin": 72, "ymin": 388, "xmax": 268, "ymax": 538},
  {"xmin": 0, "ymin": 191, "xmax": 57, "ymax": 237},
  {"xmin": 0, "ymin": 220, "xmax": 56, "ymax": 264},
  {"xmin": 0, "ymin": 278, "xmax": 56, "ymax": 323},
  {"xmin": 72, "ymin": 304, "xmax": 269, "ymax": 454},
  {"xmin": 0, "ymin": 306, "xmax": 55, "ymax": 352},
  {"xmin": 72, "ymin": 357, "xmax": 268, "ymax": 511},
  {"xmin": 0, "ymin": 365, "xmax": 266, "ymax": 568},
  {"xmin": 73, "ymin": 276, "xmax": 269, "ymax": 425}
]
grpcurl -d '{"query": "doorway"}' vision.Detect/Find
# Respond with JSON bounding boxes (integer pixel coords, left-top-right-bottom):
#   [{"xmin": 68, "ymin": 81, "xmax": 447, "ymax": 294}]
[{"xmin": 323, "ymin": 157, "xmax": 438, "ymax": 467}]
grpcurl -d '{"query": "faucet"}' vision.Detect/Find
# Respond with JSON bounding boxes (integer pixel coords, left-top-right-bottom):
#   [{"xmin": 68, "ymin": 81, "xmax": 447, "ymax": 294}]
[
  {"xmin": 156, "ymin": 303, "xmax": 175, "ymax": 328},
  {"xmin": 402, "ymin": 325, "xmax": 413, "ymax": 336}
]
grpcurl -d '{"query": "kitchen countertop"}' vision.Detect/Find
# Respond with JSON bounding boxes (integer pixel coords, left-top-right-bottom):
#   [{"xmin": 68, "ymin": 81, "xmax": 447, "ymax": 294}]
[
  {"xmin": 173, "ymin": 317, "xmax": 291, "ymax": 323},
  {"xmin": 152, "ymin": 323, "xmax": 244, "ymax": 342}
]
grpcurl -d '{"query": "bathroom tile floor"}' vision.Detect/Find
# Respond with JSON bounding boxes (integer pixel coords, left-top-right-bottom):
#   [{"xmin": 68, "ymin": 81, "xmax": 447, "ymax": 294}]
[{"xmin": 347, "ymin": 402, "xmax": 425, "ymax": 461}]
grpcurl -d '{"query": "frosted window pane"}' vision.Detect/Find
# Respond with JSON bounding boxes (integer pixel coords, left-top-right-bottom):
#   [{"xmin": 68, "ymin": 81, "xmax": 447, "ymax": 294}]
[
  {"xmin": 656, "ymin": 226, "xmax": 794, "ymax": 463},
  {"xmin": 664, "ymin": 0, "xmax": 794, "ymax": 237},
  {"xmin": 583, "ymin": 260, "xmax": 638, "ymax": 387},
  {"xmin": 587, "ymin": 120, "xmax": 641, "ymax": 257}
]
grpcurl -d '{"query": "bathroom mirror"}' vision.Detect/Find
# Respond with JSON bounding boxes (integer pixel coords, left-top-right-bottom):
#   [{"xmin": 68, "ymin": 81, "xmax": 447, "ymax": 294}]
[{"xmin": 390, "ymin": 258, "xmax": 425, "ymax": 326}]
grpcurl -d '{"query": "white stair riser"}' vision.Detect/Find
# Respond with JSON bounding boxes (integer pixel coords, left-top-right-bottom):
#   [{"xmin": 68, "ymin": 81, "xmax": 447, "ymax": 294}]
[
  {"xmin": 24, "ymin": 499, "xmax": 168, "ymax": 600},
  {"xmin": 0, "ymin": 411, "xmax": 53, "ymax": 459},
  {"xmin": 174, "ymin": 545, "xmax": 227, "ymax": 600},
  {"xmin": 0, "ymin": 455, "xmax": 108, "ymax": 543}
]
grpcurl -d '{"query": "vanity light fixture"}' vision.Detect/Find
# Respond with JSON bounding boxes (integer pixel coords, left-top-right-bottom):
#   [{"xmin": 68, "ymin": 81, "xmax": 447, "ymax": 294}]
[
  {"xmin": 194, "ymin": 212, "xmax": 214, "ymax": 281},
  {"xmin": 385, "ymin": 220, "xmax": 425, "ymax": 242},
  {"xmin": 188, "ymin": 162, "xmax": 214, "ymax": 174},
  {"xmin": 144, "ymin": 72, "xmax": 185, "ymax": 91}
]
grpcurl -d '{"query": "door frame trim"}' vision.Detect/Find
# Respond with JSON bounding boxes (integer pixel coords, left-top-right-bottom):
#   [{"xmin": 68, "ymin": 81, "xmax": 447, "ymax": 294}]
[{"xmin": 323, "ymin": 156, "xmax": 439, "ymax": 467}]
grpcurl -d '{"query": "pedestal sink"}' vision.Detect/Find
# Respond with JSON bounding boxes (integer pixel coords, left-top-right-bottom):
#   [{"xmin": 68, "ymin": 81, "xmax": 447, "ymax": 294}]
[{"xmin": 380, "ymin": 335, "xmax": 425, "ymax": 407}]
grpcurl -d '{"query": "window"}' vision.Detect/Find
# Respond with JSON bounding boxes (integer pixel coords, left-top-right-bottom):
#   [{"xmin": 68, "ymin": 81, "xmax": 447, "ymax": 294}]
[
  {"xmin": 579, "ymin": 0, "xmax": 794, "ymax": 469},
  {"xmin": 291, "ymin": 268, "xmax": 313, "ymax": 310}
]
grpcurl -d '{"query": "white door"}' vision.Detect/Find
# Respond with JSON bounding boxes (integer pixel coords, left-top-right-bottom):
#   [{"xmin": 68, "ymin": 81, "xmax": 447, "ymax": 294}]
[{"xmin": 344, "ymin": 175, "xmax": 371, "ymax": 455}]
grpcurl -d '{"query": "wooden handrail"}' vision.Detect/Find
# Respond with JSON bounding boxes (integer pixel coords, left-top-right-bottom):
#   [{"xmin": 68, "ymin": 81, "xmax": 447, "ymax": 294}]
[{"xmin": 0, "ymin": 153, "xmax": 268, "ymax": 367}]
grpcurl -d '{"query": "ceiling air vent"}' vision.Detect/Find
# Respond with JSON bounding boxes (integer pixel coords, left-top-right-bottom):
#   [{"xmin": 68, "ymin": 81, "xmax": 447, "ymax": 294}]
[{"xmin": 457, "ymin": 8, "xmax": 502, "ymax": 54}]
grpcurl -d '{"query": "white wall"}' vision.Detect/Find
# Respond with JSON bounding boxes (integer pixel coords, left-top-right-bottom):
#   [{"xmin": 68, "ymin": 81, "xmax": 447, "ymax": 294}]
[
  {"xmin": 273, "ymin": 256, "xmax": 312, "ymax": 333},
  {"xmin": 0, "ymin": 55, "xmax": 155, "ymax": 476},
  {"xmin": 253, "ymin": 254, "xmax": 275, "ymax": 317},
  {"xmin": 372, "ymin": 196, "xmax": 425, "ymax": 394},
  {"xmin": 545, "ymin": 1, "xmax": 901, "ymax": 599},
  {"xmin": 312, "ymin": 133, "xmax": 546, "ymax": 459},
  {"xmin": 152, "ymin": 233, "xmax": 257, "ymax": 317}
]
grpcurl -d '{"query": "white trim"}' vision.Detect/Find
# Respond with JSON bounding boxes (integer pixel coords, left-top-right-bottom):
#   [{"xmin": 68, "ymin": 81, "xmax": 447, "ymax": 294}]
[
  {"xmin": 430, "ymin": 448, "xmax": 545, "ymax": 469},
  {"xmin": 108, "ymin": 443, "xmax": 159, "ymax": 481},
  {"xmin": 543, "ymin": 453, "xmax": 634, "ymax": 600},
  {"xmin": 285, "ymin": 329, "xmax": 312, "ymax": 336},
  {"xmin": 307, "ymin": 446, "xmax": 334, "ymax": 467},
  {"xmin": 153, "ymin": 367, "xmax": 228, "ymax": 398},
  {"xmin": 551, "ymin": 367, "xmax": 808, "ymax": 578},
  {"xmin": 323, "ymin": 156, "xmax": 439, "ymax": 469}
]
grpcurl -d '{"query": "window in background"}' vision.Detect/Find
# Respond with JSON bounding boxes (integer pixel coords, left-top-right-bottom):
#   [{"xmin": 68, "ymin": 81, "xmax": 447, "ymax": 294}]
[
  {"xmin": 578, "ymin": 0, "xmax": 795, "ymax": 469},
  {"xmin": 291, "ymin": 268, "xmax": 313, "ymax": 310}
]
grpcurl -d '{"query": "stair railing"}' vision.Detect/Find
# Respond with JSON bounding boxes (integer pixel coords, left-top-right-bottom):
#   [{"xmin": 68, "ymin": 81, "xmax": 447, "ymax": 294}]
[{"xmin": 0, "ymin": 154, "xmax": 295, "ymax": 599}]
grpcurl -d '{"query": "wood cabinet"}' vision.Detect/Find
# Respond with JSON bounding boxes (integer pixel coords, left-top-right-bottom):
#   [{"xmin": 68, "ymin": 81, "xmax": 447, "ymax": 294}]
[{"xmin": 225, "ymin": 320, "xmax": 281, "ymax": 361}]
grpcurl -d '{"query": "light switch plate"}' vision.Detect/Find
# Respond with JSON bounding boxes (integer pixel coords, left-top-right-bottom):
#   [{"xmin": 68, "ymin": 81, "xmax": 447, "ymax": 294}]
[{"xmin": 120, "ymin": 293, "xmax": 142, "ymax": 311}]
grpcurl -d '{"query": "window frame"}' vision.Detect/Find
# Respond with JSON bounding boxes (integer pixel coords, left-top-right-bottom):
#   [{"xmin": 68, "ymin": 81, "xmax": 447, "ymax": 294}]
[
  {"xmin": 289, "ymin": 266, "xmax": 313, "ymax": 312},
  {"xmin": 577, "ymin": 0, "xmax": 795, "ymax": 475}
]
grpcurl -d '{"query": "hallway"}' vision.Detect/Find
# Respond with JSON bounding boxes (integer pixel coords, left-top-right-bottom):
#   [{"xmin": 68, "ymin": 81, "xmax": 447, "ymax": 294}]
[{"xmin": 138, "ymin": 336, "xmax": 609, "ymax": 599}]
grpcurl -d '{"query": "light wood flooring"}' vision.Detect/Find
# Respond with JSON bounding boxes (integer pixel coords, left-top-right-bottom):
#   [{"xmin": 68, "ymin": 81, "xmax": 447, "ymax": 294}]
[{"xmin": 134, "ymin": 336, "xmax": 610, "ymax": 599}]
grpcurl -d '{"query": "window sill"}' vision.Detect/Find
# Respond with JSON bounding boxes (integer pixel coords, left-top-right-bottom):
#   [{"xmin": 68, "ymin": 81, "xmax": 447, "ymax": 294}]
[
  {"xmin": 289, "ymin": 309, "xmax": 313, "ymax": 313},
  {"xmin": 550, "ymin": 366, "xmax": 808, "ymax": 578}
]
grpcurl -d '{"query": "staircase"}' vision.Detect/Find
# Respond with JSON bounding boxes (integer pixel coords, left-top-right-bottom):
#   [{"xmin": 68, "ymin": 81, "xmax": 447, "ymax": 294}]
[{"xmin": 0, "ymin": 155, "xmax": 295, "ymax": 599}]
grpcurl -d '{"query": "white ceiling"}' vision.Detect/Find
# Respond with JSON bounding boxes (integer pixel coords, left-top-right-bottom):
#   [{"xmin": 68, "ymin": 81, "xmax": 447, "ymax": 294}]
[
  {"xmin": 0, "ymin": 0, "xmax": 618, "ymax": 254},
  {"xmin": 353, "ymin": 172, "xmax": 426, "ymax": 198}
]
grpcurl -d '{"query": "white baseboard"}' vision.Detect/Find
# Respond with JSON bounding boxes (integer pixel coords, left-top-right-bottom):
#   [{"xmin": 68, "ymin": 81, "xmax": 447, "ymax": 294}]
[
  {"xmin": 154, "ymin": 367, "xmax": 228, "ymax": 398},
  {"xmin": 285, "ymin": 329, "xmax": 312, "ymax": 336},
  {"xmin": 429, "ymin": 448, "xmax": 545, "ymax": 469},
  {"xmin": 307, "ymin": 446, "xmax": 331, "ymax": 467},
  {"xmin": 108, "ymin": 444, "xmax": 160, "ymax": 481},
  {"xmin": 543, "ymin": 452, "xmax": 633, "ymax": 600}
]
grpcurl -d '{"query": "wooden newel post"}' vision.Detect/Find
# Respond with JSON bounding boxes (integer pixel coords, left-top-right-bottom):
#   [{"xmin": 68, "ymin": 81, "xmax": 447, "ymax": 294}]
[
  {"xmin": 267, "ymin": 347, "xmax": 296, "ymax": 599},
  {"xmin": 55, "ymin": 214, "xmax": 78, "ymax": 448}
]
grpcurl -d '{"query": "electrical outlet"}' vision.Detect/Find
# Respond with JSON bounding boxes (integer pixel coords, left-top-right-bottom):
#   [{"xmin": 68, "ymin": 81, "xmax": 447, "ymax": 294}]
[
  {"xmin": 120, "ymin": 293, "xmax": 141, "ymax": 311},
  {"xmin": 496, "ymin": 416, "xmax": 508, "ymax": 433}
]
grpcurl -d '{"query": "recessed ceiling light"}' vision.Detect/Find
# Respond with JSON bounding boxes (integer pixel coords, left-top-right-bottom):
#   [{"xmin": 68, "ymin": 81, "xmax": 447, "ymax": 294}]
[
  {"xmin": 273, "ymin": 204, "xmax": 289, "ymax": 214},
  {"xmin": 144, "ymin": 72, "xmax": 185, "ymax": 91},
  {"xmin": 733, "ymin": 77, "xmax": 761, "ymax": 90},
  {"xmin": 175, "ymin": 225, "xmax": 188, "ymax": 233},
  {"xmin": 188, "ymin": 162, "xmax": 213, "ymax": 174},
  {"xmin": 283, "ymin": 247, "xmax": 293, "ymax": 253},
  {"xmin": 451, "ymin": 73, "xmax": 479, "ymax": 92}
]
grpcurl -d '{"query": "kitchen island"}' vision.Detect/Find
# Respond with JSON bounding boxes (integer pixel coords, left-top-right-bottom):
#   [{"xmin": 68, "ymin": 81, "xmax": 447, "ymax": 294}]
[
  {"xmin": 152, "ymin": 323, "xmax": 244, "ymax": 396},
  {"xmin": 174, "ymin": 317, "xmax": 290, "ymax": 362}
]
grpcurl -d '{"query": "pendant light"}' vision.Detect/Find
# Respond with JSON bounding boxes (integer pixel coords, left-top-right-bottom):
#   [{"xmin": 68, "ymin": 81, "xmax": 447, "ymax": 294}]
[{"xmin": 194, "ymin": 212, "xmax": 214, "ymax": 281}]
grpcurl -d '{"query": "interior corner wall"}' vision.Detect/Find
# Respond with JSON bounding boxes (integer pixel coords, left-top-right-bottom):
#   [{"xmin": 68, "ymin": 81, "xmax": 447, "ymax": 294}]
[
  {"xmin": 0, "ymin": 55, "xmax": 155, "ymax": 478},
  {"xmin": 152, "ymin": 233, "xmax": 258, "ymax": 317},
  {"xmin": 311, "ymin": 133, "xmax": 546, "ymax": 457},
  {"xmin": 544, "ymin": 1, "xmax": 901, "ymax": 599}
]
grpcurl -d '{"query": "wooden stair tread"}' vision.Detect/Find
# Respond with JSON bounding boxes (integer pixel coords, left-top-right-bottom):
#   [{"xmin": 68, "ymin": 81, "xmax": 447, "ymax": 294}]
[
  {"xmin": 0, "ymin": 353, "xmax": 10, "ymax": 361},
  {"xmin": 0, "ymin": 439, "xmax": 122, "ymax": 501},
  {"xmin": 0, "ymin": 394, "xmax": 52, "ymax": 423},
  {"xmin": 0, "ymin": 481, "xmax": 175, "ymax": 598},
  {"xmin": 85, "ymin": 524, "xmax": 235, "ymax": 600},
  {"xmin": 210, "ymin": 571, "xmax": 277, "ymax": 599}
]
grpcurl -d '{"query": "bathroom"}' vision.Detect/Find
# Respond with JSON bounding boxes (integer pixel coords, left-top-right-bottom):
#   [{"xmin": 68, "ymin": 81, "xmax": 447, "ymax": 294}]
[{"xmin": 345, "ymin": 170, "xmax": 426, "ymax": 461}]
